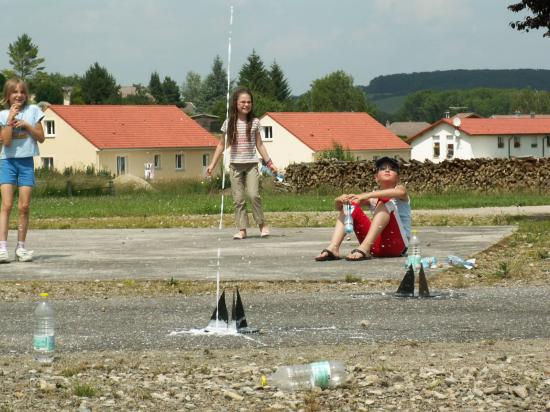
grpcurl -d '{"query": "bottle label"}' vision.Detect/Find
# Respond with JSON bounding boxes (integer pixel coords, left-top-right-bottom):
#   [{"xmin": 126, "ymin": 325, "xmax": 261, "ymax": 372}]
[
  {"xmin": 310, "ymin": 361, "xmax": 331, "ymax": 389},
  {"xmin": 33, "ymin": 334, "xmax": 55, "ymax": 352}
]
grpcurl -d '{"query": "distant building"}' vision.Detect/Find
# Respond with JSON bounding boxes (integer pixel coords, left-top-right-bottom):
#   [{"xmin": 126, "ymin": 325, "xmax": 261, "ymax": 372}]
[
  {"xmin": 191, "ymin": 114, "xmax": 221, "ymax": 133},
  {"xmin": 40, "ymin": 105, "xmax": 219, "ymax": 179},
  {"xmin": 386, "ymin": 121, "xmax": 430, "ymax": 138},
  {"xmin": 408, "ymin": 117, "xmax": 550, "ymax": 161},
  {"xmin": 260, "ymin": 112, "xmax": 410, "ymax": 168}
]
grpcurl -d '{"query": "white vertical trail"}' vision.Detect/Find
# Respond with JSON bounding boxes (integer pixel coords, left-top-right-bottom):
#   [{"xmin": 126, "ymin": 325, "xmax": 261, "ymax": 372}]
[{"xmin": 215, "ymin": 5, "xmax": 234, "ymax": 328}]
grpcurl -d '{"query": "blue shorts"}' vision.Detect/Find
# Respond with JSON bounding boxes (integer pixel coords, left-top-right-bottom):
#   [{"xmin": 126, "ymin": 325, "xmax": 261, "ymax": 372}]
[{"xmin": 0, "ymin": 157, "xmax": 35, "ymax": 187}]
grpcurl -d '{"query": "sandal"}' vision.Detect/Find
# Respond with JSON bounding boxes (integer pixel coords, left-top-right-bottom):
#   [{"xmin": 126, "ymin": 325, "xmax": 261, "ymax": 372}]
[
  {"xmin": 233, "ymin": 231, "xmax": 247, "ymax": 240},
  {"xmin": 315, "ymin": 248, "xmax": 341, "ymax": 261},
  {"xmin": 345, "ymin": 248, "xmax": 371, "ymax": 261}
]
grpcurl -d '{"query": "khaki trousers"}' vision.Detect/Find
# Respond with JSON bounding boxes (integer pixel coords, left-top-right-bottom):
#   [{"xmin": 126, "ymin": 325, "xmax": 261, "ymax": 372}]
[{"xmin": 229, "ymin": 163, "xmax": 264, "ymax": 229}]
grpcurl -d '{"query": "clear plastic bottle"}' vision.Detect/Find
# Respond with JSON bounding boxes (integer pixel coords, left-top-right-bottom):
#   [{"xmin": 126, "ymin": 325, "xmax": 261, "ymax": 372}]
[
  {"xmin": 33, "ymin": 292, "xmax": 55, "ymax": 363},
  {"xmin": 260, "ymin": 163, "xmax": 284, "ymax": 182},
  {"xmin": 262, "ymin": 361, "xmax": 346, "ymax": 391},
  {"xmin": 407, "ymin": 230, "xmax": 421, "ymax": 270},
  {"xmin": 343, "ymin": 204, "xmax": 354, "ymax": 234}
]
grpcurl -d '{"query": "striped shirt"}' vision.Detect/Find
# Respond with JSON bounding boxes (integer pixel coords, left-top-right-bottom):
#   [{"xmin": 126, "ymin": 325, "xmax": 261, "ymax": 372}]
[{"xmin": 221, "ymin": 118, "xmax": 260, "ymax": 164}]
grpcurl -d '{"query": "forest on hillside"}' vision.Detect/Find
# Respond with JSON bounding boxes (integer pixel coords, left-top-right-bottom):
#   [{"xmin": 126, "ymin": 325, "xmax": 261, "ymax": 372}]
[{"xmin": 363, "ymin": 69, "xmax": 550, "ymax": 96}]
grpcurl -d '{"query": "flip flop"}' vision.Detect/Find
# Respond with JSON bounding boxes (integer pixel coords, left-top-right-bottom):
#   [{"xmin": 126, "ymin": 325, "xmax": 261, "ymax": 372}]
[
  {"xmin": 345, "ymin": 248, "xmax": 371, "ymax": 261},
  {"xmin": 315, "ymin": 249, "xmax": 341, "ymax": 261}
]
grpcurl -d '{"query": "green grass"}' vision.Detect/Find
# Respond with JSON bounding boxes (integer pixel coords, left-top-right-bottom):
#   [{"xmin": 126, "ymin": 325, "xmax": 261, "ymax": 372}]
[
  {"xmin": 73, "ymin": 382, "xmax": 97, "ymax": 397},
  {"xmin": 27, "ymin": 190, "xmax": 549, "ymax": 220},
  {"xmin": 412, "ymin": 191, "xmax": 550, "ymax": 209}
]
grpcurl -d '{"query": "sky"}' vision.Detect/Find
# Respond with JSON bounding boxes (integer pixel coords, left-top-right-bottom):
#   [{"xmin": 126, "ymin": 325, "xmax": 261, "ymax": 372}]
[{"xmin": 1, "ymin": 0, "xmax": 549, "ymax": 94}]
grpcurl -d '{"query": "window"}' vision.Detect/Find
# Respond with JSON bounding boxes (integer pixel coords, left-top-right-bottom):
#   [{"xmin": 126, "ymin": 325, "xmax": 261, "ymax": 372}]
[
  {"xmin": 41, "ymin": 157, "xmax": 54, "ymax": 170},
  {"xmin": 433, "ymin": 137, "xmax": 440, "ymax": 158},
  {"xmin": 175, "ymin": 153, "xmax": 185, "ymax": 170},
  {"xmin": 202, "ymin": 154, "xmax": 210, "ymax": 167},
  {"xmin": 263, "ymin": 126, "xmax": 273, "ymax": 140},
  {"xmin": 154, "ymin": 154, "xmax": 161, "ymax": 169},
  {"xmin": 497, "ymin": 136, "xmax": 505, "ymax": 148},
  {"xmin": 513, "ymin": 136, "xmax": 520, "ymax": 148},
  {"xmin": 44, "ymin": 120, "xmax": 55, "ymax": 137},
  {"xmin": 447, "ymin": 143, "xmax": 454, "ymax": 159},
  {"xmin": 531, "ymin": 137, "xmax": 538, "ymax": 148},
  {"xmin": 116, "ymin": 156, "xmax": 128, "ymax": 175}
]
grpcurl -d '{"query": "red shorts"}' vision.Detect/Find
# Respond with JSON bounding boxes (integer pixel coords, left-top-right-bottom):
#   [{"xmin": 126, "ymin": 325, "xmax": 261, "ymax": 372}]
[{"xmin": 351, "ymin": 199, "xmax": 407, "ymax": 257}]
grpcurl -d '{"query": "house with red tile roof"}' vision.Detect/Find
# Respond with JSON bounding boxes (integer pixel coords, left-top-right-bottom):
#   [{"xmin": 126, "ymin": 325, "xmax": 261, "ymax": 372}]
[
  {"xmin": 408, "ymin": 117, "xmax": 550, "ymax": 162},
  {"xmin": 39, "ymin": 105, "xmax": 219, "ymax": 179},
  {"xmin": 259, "ymin": 112, "xmax": 410, "ymax": 168}
]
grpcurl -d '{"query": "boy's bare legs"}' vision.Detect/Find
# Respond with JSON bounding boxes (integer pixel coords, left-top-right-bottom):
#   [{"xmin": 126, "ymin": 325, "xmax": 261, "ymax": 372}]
[
  {"xmin": 315, "ymin": 211, "xmax": 346, "ymax": 259},
  {"xmin": 0, "ymin": 184, "xmax": 14, "ymax": 242},
  {"xmin": 346, "ymin": 202, "xmax": 390, "ymax": 260}
]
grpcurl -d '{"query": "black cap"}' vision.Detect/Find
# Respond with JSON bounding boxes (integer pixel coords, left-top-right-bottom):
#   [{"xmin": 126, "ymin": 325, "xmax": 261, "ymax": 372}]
[{"xmin": 375, "ymin": 156, "xmax": 400, "ymax": 172}]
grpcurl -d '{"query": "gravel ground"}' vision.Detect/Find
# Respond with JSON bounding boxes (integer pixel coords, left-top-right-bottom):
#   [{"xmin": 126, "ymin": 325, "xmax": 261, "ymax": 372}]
[{"xmin": 1, "ymin": 340, "xmax": 549, "ymax": 411}]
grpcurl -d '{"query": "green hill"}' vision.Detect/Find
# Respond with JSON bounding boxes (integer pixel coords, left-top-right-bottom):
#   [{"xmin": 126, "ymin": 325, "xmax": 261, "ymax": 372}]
[{"xmin": 361, "ymin": 69, "xmax": 550, "ymax": 114}]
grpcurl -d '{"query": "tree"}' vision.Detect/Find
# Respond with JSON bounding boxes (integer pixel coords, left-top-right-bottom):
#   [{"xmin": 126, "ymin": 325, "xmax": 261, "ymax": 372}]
[
  {"xmin": 509, "ymin": 1, "xmax": 550, "ymax": 37},
  {"xmin": 7, "ymin": 34, "xmax": 45, "ymax": 80},
  {"xmin": 148, "ymin": 72, "xmax": 165, "ymax": 103},
  {"xmin": 33, "ymin": 73, "xmax": 64, "ymax": 104},
  {"xmin": 181, "ymin": 71, "xmax": 203, "ymax": 106},
  {"xmin": 300, "ymin": 70, "xmax": 376, "ymax": 114},
  {"xmin": 201, "ymin": 56, "xmax": 228, "ymax": 112},
  {"xmin": 269, "ymin": 61, "xmax": 291, "ymax": 102},
  {"xmin": 0, "ymin": 73, "xmax": 5, "ymax": 92},
  {"xmin": 162, "ymin": 76, "xmax": 181, "ymax": 105},
  {"xmin": 238, "ymin": 50, "xmax": 270, "ymax": 95},
  {"xmin": 80, "ymin": 63, "xmax": 120, "ymax": 104}
]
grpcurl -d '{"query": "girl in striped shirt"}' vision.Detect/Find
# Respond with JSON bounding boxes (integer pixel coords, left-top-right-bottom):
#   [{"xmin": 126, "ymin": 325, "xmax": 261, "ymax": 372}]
[{"xmin": 207, "ymin": 88, "xmax": 278, "ymax": 240}]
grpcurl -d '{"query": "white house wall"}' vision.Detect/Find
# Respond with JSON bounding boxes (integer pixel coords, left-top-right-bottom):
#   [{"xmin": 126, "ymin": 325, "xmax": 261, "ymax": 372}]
[
  {"xmin": 412, "ymin": 123, "xmax": 550, "ymax": 161},
  {"xmin": 411, "ymin": 124, "xmax": 463, "ymax": 162},
  {"xmin": 260, "ymin": 115, "xmax": 315, "ymax": 168}
]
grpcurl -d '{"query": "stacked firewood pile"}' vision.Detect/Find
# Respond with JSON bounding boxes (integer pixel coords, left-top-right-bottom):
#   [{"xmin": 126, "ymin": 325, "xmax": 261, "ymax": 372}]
[{"xmin": 284, "ymin": 158, "xmax": 550, "ymax": 193}]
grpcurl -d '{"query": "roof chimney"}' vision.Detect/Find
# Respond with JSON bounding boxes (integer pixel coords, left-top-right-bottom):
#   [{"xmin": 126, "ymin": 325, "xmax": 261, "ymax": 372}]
[
  {"xmin": 514, "ymin": 110, "xmax": 521, "ymax": 118},
  {"xmin": 62, "ymin": 86, "xmax": 73, "ymax": 105},
  {"xmin": 530, "ymin": 111, "xmax": 535, "ymax": 119},
  {"xmin": 444, "ymin": 110, "xmax": 450, "ymax": 118}
]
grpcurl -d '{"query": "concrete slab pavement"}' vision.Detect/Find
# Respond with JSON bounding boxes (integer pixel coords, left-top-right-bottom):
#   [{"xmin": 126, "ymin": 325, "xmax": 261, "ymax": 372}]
[{"xmin": 0, "ymin": 226, "xmax": 515, "ymax": 281}]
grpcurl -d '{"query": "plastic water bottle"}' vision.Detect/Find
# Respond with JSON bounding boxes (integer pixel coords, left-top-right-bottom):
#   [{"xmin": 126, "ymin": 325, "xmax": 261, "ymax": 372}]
[
  {"xmin": 33, "ymin": 293, "xmax": 55, "ymax": 363},
  {"xmin": 260, "ymin": 164, "xmax": 284, "ymax": 183},
  {"xmin": 343, "ymin": 204, "xmax": 354, "ymax": 234},
  {"xmin": 262, "ymin": 361, "xmax": 346, "ymax": 391},
  {"xmin": 407, "ymin": 230, "xmax": 421, "ymax": 270}
]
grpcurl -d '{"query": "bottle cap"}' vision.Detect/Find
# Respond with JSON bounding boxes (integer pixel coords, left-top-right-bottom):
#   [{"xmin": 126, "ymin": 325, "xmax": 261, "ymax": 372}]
[
  {"xmin": 261, "ymin": 375, "xmax": 267, "ymax": 387},
  {"xmin": 40, "ymin": 293, "xmax": 49, "ymax": 298}
]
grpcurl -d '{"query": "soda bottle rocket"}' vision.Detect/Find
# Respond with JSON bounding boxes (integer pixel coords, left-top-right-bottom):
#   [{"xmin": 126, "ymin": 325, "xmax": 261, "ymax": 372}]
[
  {"xmin": 262, "ymin": 361, "xmax": 346, "ymax": 391},
  {"xmin": 407, "ymin": 230, "xmax": 421, "ymax": 270},
  {"xmin": 34, "ymin": 293, "xmax": 55, "ymax": 363},
  {"xmin": 343, "ymin": 204, "xmax": 354, "ymax": 234}
]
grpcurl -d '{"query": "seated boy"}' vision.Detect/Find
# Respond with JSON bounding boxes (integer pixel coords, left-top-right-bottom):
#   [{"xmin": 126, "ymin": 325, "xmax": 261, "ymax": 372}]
[{"xmin": 315, "ymin": 157, "xmax": 411, "ymax": 261}]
